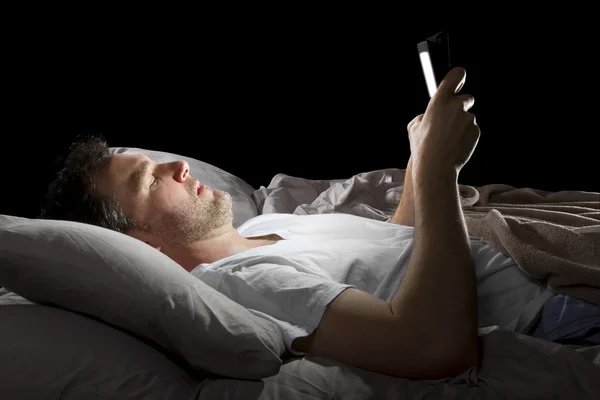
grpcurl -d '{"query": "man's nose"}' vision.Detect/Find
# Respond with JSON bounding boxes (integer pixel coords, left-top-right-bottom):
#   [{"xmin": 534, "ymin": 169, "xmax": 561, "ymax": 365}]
[{"xmin": 172, "ymin": 160, "xmax": 190, "ymax": 182}]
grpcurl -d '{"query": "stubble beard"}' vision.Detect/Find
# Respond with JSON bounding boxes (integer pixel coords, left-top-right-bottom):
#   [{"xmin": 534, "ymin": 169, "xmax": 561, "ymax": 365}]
[{"xmin": 151, "ymin": 190, "xmax": 233, "ymax": 246}]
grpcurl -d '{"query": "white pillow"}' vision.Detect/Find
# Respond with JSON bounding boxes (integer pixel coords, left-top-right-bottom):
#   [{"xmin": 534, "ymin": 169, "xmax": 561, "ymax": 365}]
[
  {"xmin": 109, "ymin": 147, "xmax": 258, "ymax": 227},
  {"xmin": 0, "ymin": 305, "xmax": 204, "ymax": 399},
  {"xmin": 0, "ymin": 214, "xmax": 285, "ymax": 379}
]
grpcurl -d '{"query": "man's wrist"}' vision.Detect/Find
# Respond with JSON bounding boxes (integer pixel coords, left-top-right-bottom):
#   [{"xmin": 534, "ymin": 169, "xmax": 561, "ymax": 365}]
[{"xmin": 413, "ymin": 162, "xmax": 458, "ymax": 188}]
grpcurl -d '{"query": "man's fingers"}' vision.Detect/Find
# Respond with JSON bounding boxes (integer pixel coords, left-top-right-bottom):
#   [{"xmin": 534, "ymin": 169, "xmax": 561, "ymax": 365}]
[
  {"xmin": 407, "ymin": 114, "xmax": 423, "ymax": 133},
  {"xmin": 455, "ymin": 93, "xmax": 475, "ymax": 111},
  {"xmin": 434, "ymin": 67, "xmax": 466, "ymax": 102}
]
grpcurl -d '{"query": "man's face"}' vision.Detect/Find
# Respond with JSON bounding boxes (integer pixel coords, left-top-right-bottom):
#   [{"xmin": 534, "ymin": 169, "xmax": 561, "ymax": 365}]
[{"xmin": 100, "ymin": 154, "xmax": 233, "ymax": 245}]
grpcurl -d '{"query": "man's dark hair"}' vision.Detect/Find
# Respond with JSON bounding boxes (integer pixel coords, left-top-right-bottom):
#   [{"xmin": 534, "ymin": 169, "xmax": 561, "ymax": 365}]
[{"xmin": 39, "ymin": 135, "xmax": 136, "ymax": 233}]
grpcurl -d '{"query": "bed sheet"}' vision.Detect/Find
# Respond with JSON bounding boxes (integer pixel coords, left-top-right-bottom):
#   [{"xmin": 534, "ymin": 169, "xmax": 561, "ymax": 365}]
[
  {"xmin": 252, "ymin": 169, "xmax": 405, "ymax": 221},
  {"xmin": 198, "ymin": 327, "xmax": 600, "ymax": 399}
]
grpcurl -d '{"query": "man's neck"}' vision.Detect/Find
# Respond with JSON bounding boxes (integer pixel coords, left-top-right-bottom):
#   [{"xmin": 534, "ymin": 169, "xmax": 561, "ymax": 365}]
[{"xmin": 165, "ymin": 225, "xmax": 269, "ymax": 272}]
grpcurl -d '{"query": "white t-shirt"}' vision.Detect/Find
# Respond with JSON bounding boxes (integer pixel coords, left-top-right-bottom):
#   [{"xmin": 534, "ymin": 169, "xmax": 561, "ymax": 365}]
[{"xmin": 191, "ymin": 213, "xmax": 552, "ymax": 354}]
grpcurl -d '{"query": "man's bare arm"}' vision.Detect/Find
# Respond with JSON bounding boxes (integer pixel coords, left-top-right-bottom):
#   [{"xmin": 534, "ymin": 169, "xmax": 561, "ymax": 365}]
[
  {"xmin": 389, "ymin": 114, "xmax": 425, "ymax": 227},
  {"xmin": 392, "ymin": 166, "xmax": 478, "ymax": 364},
  {"xmin": 388, "ymin": 156, "xmax": 415, "ymax": 227},
  {"xmin": 292, "ymin": 68, "xmax": 480, "ymax": 380}
]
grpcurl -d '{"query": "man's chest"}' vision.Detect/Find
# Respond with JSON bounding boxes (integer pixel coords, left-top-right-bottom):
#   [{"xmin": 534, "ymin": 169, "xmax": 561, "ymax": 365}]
[{"xmin": 267, "ymin": 236, "xmax": 413, "ymax": 292}]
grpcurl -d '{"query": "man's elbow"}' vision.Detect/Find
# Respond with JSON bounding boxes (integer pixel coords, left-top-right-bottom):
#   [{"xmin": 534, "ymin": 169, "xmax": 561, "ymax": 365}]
[
  {"xmin": 378, "ymin": 339, "xmax": 480, "ymax": 380},
  {"xmin": 406, "ymin": 342, "xmax": 480, "ymax": 380},
  {"xmin": 432, "ymin": 342, "xmax": 480, "ymax": 379}
]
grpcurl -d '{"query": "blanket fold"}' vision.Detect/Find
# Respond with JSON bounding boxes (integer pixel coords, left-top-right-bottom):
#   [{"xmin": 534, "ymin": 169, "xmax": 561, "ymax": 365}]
[{"xmin": 461, "ymin": 184, "xmax": 600, "ymax": 305}]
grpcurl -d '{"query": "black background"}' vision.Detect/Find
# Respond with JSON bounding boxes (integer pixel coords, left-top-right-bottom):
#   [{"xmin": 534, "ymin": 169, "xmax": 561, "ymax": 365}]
[{"xmin": 2, "ymin": 13, "xmax": 598, "ymax": 219}]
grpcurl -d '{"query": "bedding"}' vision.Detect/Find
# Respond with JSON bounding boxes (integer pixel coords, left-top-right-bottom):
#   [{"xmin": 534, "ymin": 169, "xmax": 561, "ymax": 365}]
[
  {"xmin": 198, "ymin": 329, "xmax": 600, "ymax": 399},
  {"xmin": 0, "ymin": 214, "xmax": 284, "ymax": 380},
  {"xmin": 1, "ymin": 146, "xmax": 599, "ymax": 399},
  {"xmin": 0, "ymin": 286, "xmax": 34, "ymax": 305},
  {"xmin": 0, "ymin": 304, "xmax": 204, "ymax": 399}
]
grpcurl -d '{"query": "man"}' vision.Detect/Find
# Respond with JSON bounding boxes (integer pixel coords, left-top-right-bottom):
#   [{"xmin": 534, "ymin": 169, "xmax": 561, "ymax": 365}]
[{"xmin": 40, "ymin": 68, "xmax": 549, "ymax": 380}]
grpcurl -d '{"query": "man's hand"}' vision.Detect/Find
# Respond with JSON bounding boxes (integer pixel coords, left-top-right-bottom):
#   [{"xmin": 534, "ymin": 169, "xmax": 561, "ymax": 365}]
[
  {"xmin": 390, "ymin": 67, "xmax": 477, "ymax": 227},
  {"xmin": 408, "ymin": 67, "xmax": 479, "ymax": 176}
]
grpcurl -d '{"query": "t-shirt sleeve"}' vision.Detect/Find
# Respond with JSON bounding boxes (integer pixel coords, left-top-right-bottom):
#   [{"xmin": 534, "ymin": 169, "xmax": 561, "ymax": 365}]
[{"xmin": 192, "ymin": 255, "xmax": 353, "ymax": 354}]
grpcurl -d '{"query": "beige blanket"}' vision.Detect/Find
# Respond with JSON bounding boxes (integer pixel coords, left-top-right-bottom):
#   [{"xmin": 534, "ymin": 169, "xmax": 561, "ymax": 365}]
[{"xmin": 461, "ymin": 184, "xmax": 600, "ymax": 305}]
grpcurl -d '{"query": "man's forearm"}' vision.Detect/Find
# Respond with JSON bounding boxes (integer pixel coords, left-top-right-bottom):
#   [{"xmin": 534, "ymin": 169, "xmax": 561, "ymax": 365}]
[
  {"xmin": 390, "ymin": 166, "xmax": 478, "ymax": 367},
  {"xmin": 389, "ymin": 157, "xmax": 415, "ymax": 227}
]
